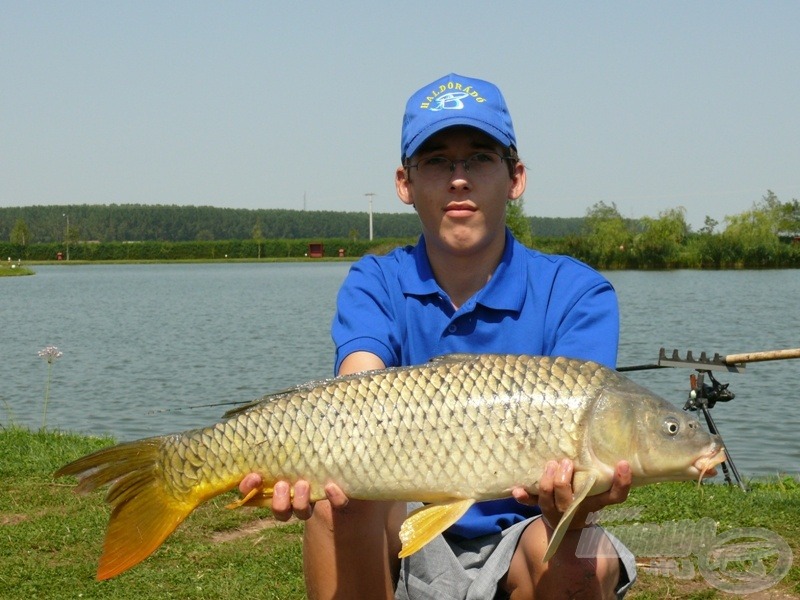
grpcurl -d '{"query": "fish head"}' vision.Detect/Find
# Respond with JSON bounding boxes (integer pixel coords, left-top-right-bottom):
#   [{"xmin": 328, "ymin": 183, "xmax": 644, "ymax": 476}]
[{"xmin": 588, "ymin": 375, "xmax": 726, "ymax": 485}]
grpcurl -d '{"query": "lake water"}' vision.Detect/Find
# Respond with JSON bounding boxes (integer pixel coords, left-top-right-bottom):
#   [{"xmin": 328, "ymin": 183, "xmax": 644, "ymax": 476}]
[{"xmin": 2, "ymin": 263, "xmax": 799, "ymax": 478}]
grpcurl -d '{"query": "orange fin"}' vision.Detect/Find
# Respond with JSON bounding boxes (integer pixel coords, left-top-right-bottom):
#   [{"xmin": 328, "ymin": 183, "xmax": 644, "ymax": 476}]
[
  {"xmin": 225, "ymin": 484, "xmax": 274, "ymax": 509},
  {"xmin": 97, "ymin": 477, "xmax": 195, "ymax": 580},
  {"xmin": 398, "ymin": 499, "xmax": 474, "ymax": 558},
  {"xmin": 55, "ymin": 437, "xmax": 233, "ymax": 580}
]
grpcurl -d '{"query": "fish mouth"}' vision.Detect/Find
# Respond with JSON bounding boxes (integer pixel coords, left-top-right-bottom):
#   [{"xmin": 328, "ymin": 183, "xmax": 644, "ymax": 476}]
[{"xmin": 693, "ymin": 447, "xmax": 727, "ymax": 483}]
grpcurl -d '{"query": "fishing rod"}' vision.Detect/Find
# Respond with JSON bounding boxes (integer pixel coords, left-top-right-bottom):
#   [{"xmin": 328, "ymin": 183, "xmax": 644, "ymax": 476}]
[
  {"xmin": 147, "ymin": 400, "xmax": 248, "ymax": 415},
  {"xmin": 618, "ymin": 347, "xmax": 800, "ymax": 373},
  {"xmin": 619, "ymin": 347, "xmax": 800, "ymax": 492}
]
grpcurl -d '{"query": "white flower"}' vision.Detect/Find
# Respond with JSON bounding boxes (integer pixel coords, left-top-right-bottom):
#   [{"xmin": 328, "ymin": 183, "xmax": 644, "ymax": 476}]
[{"xmin": 38, "ymin": 345, "xmax": 63, "ymax": 364}]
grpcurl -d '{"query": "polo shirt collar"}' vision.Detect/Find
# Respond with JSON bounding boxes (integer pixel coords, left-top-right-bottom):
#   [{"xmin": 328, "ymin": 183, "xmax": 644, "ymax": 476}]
[
  {"xmin": 473, "ymin": 229, "xmax": 526, "ymax": 312},
  {"xmin": 399, "ymin": 235, "xmax": 441, "ymax": 296},
  {"xmin": 399, "ymin": 229, "xmax": 526, "ymax": 314}
]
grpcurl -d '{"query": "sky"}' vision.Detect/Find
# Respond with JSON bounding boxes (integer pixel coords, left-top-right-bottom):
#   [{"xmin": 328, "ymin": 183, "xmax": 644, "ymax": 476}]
[{"xmin": 2, "ymin": 1, "xmax": 799, "ymax": 230}]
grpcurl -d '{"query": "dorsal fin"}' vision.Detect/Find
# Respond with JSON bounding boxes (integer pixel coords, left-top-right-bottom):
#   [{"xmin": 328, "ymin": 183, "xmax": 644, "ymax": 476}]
[{"xmin": 428, "ymin": 353, "xmax": 484, "ymax": 365}]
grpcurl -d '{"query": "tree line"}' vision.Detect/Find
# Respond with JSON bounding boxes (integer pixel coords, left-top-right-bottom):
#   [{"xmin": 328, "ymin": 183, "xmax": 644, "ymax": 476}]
[
  {"xmin": 1, "ymin": 205, "xmax": 417, "ymax": 243},
  {"xmin": 2, "ymin": 191, "xmax": 798, "ymax": 269},
  {"xmin": 563, "ymin": 191, "xmax": 800, "ymax": 269},
  {"xmin": 0, "ymin": 204, "xmax": 584, "ymax": 246}
]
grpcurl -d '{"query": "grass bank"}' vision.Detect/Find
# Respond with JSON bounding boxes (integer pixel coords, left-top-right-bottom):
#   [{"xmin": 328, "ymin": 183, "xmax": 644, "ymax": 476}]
[
  {"xmin": 0, "ymin": 263, "xmax": 34, "ymax": 277},
  {"xmin": 1, "ymin": 426, "xmax": 797, "ymax": 599}
]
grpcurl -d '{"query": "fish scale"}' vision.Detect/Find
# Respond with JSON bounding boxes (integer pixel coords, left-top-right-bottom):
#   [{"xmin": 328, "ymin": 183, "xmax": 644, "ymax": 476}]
[
  {"xmin": 56, "ymin": 353, "xmax": 725, "ymax": 580},
  {"xmin": 163, "ymin": 355, "xmax": 593, "ymax": 503}
]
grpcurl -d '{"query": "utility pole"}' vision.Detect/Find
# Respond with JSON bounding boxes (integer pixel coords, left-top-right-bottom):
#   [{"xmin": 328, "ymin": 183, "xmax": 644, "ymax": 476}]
[
  {"xmin": 62, "ymin": 213, "xmax": 70, "ymax": 261},
  {"xmin": 365, "ymin": 193, "xmax": 375, "ymax": 240}
]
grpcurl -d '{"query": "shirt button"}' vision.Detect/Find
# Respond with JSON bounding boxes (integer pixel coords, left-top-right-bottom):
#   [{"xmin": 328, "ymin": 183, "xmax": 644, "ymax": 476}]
[{"xmin": 447, "ymin": 324, "xmax": 457, "ymax": 333}]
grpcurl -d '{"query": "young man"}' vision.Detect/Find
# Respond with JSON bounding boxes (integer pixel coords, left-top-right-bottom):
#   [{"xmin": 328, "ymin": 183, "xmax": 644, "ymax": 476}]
[{"xmin": 241, "ymin": 73, "xmax": 636, "ymax": 599}]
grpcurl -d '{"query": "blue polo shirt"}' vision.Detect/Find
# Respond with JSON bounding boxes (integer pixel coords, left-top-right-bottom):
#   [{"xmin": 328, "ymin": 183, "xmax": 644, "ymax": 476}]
[{"xmin": 331, "ymin": 229, "xmax": 619, "ymax": 538}]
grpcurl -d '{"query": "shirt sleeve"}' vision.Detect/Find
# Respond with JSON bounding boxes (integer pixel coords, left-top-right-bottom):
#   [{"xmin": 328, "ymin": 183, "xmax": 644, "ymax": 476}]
[
  {"xmin": 331, "ymin": 256, "xmax": 401, "ymax": 375},
  {"xmin": 550, "ymin": 277, "xmax": 619, "ymax": 369}
]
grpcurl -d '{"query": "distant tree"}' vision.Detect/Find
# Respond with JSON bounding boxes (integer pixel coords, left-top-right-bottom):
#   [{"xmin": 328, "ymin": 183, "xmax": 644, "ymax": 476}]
[
  {"xmin": 724, "ymin": 191, "xmax": 782, "ymax": 238},
  {"xmin": 582, "ymin": 201, "xmax": 632, "ymax": 268},
  {"xmin": 65, "ymin": 223, "xmax": 80, "ymax": 245},
  {"xmin": 723, "ymin": 191, "xmax": 783, "ymax": 265},
  {"xmin": 633, "ymin": 207, "xmax": 688, "ymax": 267},
  {"xmin": 699, "ymin": 216, "xmax": 718, "ymax": 235},
  {"xmin": 506, "ymin": 197, "xmax": 532, "ymax": 247},
  {"xmin": 777, "ymin": 198, "xmax": 800, "ymax": 234},
  {"xmin": 529, "ymin": 216, "xmax": 585, "ymax": 238},
  {"xmin": 252, "ymin": 219, "xmax": 264, "ymax": 259},
  {"xmin": 10, "ymin": 218, "xmax": 30, "ymax": 246}
]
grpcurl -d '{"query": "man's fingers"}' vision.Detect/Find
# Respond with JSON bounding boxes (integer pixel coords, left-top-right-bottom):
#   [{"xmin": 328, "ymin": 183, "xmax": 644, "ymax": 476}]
[
  {"xmin": 552, "ymin": 459, "xmax": 575, "ymax": 513},
  {"xmin": 239, "ymin": 472, "xmax": 262, "ymax": 495},
  {"xmin": 515, "ymin": 459, "xmax": 633, "ymax": 531},
  {"xmin": 272, "ymin": 481, "xmax": 293, "ymax": 521},
  {"xmin": 291, "ymin": 480, "xmax": 314, "ymax": 520},
  {"xmin": 608, "ymin": 461, "xmax": 632, "ymax": 504},
  {"xmin": 538, "ymin": 460, "xmax": 558, "ymax": 495},
  {"xmin": 245, "ymin": 477, "xmax": 352, "ymax": 521},
  {"xmin": 534, "ymin": 460, "xmax": 560, "ymax": 524},
  {"xmin": 233, "ymin": 473, "xmax": 271, "ymax": 507},
  {"xmin": 324, "ymin": 482, "xmax": 350, "ymax": 510},
  {"xmin": 511, "ymin": 486, "xmax": 536, "ymax": 505}
]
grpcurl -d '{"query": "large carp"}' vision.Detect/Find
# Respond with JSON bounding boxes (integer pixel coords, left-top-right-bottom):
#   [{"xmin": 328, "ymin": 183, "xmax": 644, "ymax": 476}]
[{"xmin": 56, "ymin": 354, "xmax": 725, "ymax": 580}]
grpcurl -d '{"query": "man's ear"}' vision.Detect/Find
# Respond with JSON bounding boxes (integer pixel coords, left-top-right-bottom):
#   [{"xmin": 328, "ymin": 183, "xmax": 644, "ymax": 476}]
[
  {"xmin": 508, "ymin": 161, "xmax": 526, "ymax": 200},
  {"xmin": 396, "ymin": 166, "xmax": 414, "ymax": 206}
]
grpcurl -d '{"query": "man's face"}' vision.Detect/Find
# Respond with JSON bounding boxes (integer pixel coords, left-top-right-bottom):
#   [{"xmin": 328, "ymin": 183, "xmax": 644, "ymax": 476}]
[{"xmin": 396, "ymin": 126, "xmax": 526, "ymax": 257}]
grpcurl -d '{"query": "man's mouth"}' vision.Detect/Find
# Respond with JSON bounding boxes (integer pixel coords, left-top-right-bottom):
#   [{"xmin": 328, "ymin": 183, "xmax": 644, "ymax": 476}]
[{"xmin": 444, "ymin": 202, "xmax": 477, "ymax": 217}]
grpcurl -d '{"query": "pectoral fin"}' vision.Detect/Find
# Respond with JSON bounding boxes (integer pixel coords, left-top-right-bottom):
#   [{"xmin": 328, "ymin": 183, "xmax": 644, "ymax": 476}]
[
  {"xmin": 398, "ymin": 499, "xmax": 475, "ymax": 558},
  {"xmin": 225, "ymin": 484, "xmax": 274, "ymax": 509},
  {"xmin": 542, "ymin": 471, "xmax": 598, "ymax": 562}
]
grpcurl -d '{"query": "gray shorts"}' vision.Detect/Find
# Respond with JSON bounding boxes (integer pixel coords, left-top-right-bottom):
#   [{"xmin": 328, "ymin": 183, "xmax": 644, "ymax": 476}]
[{"xmin": 395, "ymin": 503, "xmax": 636, "ymax": 600}]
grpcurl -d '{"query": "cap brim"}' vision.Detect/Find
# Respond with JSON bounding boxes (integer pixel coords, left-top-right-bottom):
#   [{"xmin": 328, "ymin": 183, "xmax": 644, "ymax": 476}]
[{"xmin": 404, "ymin": 117, "xmax": 515, "ymax": 161}]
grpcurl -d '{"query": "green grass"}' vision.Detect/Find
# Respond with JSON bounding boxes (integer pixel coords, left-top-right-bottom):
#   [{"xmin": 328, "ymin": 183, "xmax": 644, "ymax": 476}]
[
  {"xmin": 0, "ymin": 263, "xmax": 34, "ymax": 276},
  {"xmin": 621, "ymin": 479, "xmax": 800, "ymax": 598},
  {"xmin": 0, "ymin": 427, "xmax": 304, "ymax": 599},
  {"xmin": 1, "ymin": 426, "xmax": 797, "ymax": 599}
]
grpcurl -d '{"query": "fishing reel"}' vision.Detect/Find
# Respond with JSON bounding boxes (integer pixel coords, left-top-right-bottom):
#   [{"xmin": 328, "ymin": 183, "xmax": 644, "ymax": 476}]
[
  {"xmin": 684, "ymin": 370, "xmax": 736, "ymax": 411},
  {"xmin": 682, "ymin": 369, "xmax": 745, "ymax": 491}
]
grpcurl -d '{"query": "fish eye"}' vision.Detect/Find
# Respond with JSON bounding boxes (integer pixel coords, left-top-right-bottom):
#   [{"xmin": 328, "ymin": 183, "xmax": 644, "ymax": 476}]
[{"xmin": 663, "ymin": 417, "xmax": 680, "ymax": 436}]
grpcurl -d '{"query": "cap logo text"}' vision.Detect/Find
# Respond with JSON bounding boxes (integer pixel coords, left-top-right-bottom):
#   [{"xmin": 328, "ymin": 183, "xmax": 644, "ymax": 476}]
[{"xmin": 420, "ymin": 82, "xmax": 486, "ymax": 110}]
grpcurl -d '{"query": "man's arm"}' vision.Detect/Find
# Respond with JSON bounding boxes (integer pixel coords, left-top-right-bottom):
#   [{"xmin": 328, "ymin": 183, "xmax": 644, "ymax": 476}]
[{"xmin": 338, "ymin": 351, "xmax": 386, "ymax": 377}]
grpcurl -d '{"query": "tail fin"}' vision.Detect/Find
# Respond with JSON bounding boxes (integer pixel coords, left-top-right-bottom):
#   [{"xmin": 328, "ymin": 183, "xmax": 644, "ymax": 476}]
[{"xmin": 55, "ymin": 438, "xmax": 203, "ymax": 580}]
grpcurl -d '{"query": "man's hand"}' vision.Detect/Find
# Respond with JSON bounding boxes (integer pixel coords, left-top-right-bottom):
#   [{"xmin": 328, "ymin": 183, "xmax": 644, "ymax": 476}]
[
  {"xmin": 237, "ymin": 474, "xmax": 350, "ymax": 521},
  {"xmin": 512, "ymin": 459, "xmax": 631, "ymax": 530}
]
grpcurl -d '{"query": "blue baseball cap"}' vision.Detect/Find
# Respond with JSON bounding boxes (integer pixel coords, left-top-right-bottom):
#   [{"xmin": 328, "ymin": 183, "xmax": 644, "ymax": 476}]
[{"xmin": 401, "ymin": 73, "xmax": 517, "ymax": 161}]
